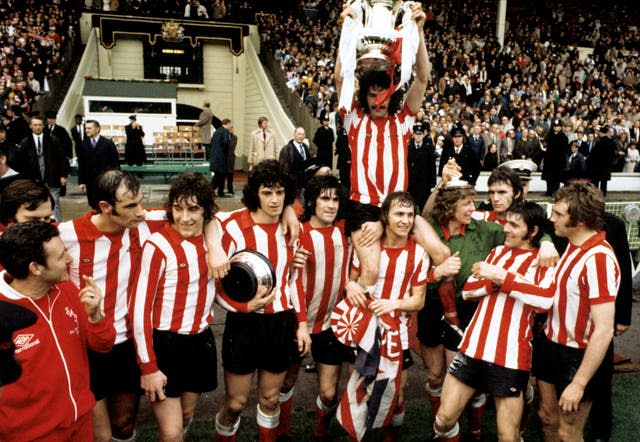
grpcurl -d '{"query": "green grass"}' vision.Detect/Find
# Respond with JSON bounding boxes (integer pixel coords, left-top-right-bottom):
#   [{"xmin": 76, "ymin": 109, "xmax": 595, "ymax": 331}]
[{"xmin": 136, "ymin": 373, "xmax": 640, "ymax": 441}]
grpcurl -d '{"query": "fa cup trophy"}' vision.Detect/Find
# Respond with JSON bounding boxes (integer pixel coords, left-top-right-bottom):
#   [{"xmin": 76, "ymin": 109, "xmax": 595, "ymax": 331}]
[
  {"xmin": 356, "ymin": 0, "xmax": 405, "ymax": 71},
  {"xmin": 337, "ymin": 0, "xmax": 420, "ymax": 109}
]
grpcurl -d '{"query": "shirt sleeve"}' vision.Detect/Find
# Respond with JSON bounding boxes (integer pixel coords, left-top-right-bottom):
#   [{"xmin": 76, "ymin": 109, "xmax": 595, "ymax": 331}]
[{"xmin": 130, "ymin": 241, "xmax": 166, "ymax": 375}]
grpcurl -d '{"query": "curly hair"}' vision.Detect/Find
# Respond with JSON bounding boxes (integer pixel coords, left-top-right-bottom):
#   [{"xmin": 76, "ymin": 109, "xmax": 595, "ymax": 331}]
[
  {"xmin": 165, "ymin": 172, "xmax": 217, "ymax": 223},
  {"xmin": 0, "ymin": 221, "xmax": 59, "ymax": 279},
  {"xmin": 357, "ymin": 70, "xmax": 403, "ymax": 115},
  {"xmin": 242, "ymin": 159, "xmax": 295, "ymax": 212},
  {"xmin": 432, "ymin": 187, "xmax": 476, "ymax": 226},
  {"xmin": 302, "ymin": 175, "xmax": 342, "ymax": 223},
  {"xmin": 554, "ymin": 183, "xmax": 604, "ymax": 230}
]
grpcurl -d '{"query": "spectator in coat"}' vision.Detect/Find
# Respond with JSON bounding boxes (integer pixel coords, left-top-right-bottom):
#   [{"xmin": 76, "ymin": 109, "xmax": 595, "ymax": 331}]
[
  {"xmin": 124, "ymin": 115, "xmax": 146, "ymax": 166},
  {"xmin": 70, "ymin": 114, "xmax": 85, "ymax": 160},
  {"xmin": 408, "ymin": 122, "xmax": 437, "ymax": 212},
  {"xmin": 542, "ymin": 119, "xmax": 569, "ymax": 196},
  {"xmin": 210, "ymin": 119, "xmax": 232, "ymax": 197},
  {"xmin": 19, "ymin": 114, "xmax": 69, "ymax": 221},
  {"xmin": 587, "ymin": 126, "xmax": 617, "ymax": 196},
  {"xmin": 438, "ymin": 126, "xmax": 480, "ymax": 185},
  {"xmin": 226, "ymin": 123, "xmax": 238, "ymax": 195},
  {"xmin": 312, "ymin": 115, "xmax": 335, "ymax": 169},
  {"xmin": 565, "ymin": 141, "xmax": 587, "ymax": 183},
  {"xmin": 77, "ymin": 120, "xmax": 120, "ymax": 207},
  {"xmin": 45, "ymin": 111, "xmax": 73, "ymax": 162},
  {"xmin": 195, "ymin": 100, "xmax": 214, "ymax": 158}
]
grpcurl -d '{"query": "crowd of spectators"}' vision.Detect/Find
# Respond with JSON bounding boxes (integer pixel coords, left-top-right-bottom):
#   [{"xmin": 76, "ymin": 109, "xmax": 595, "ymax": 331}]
[
  {"xmin": 0, "ymin": 0, "xmax": 82, "ymax": 122},
  {"xmin": 256, "ymin": 0, "xmax": 640, "ymax": 173},
  {"xmin": 3, "ymin": 0, "xmax": 638, "ymax": 174}
]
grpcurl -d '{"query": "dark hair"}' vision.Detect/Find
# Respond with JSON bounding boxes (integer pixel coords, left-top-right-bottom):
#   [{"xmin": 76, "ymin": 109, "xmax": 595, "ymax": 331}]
[
  {"xmin": 0, "ymin": 179, "xmax": 54, "ymax": 225},
  {"xmin": 242, "ymin": 160, "xmax": 295, "ymax": 212},
  {"xmin": 29, "ymin": 114, "xmax": 44, "ymax": 124},
  {"xmin": 0, "ymin": 221, "xmax": 59, "ymax": 279},
  {"xmin": 506, "ymin": 202, "xmax": 548, "ymax": 248},
  {"xmin": 165, "ymin": 172, "xmax": 217, "ymax": 223},
  {"xmin": 258, "ymin": 116, "xmax": 268, "ymax": 126},
  {"xmin": 380, "ymin": 191, "xmax": 416, "ymax": 229},
  {"xmin": 488, "ymin": 167, "xmax": 524, "ymax": 204},
  {"xmin": 432, "ymin": 187, "xmax": 476, "ymax": 226},
  {"xmin": 302, "ymin": 175, "xmax": 342, "ymax": 222},
  {"xmin": 85, "ymin": 119, "xmax": 100, "ymax": 129},
  {"xmin": 554, "ymin": 183, "xmax": 604, "ymax": 230},
  {"xmin": 91, "ymin": 170, "xmax": 140, "ymax": 211},
  {"xmin": 221, "ymin": 118, "xmax": 231, "ymax": 126},
  {"xmin": 357, "ymin": 70, "xmax": 403, "ymax": 115}
]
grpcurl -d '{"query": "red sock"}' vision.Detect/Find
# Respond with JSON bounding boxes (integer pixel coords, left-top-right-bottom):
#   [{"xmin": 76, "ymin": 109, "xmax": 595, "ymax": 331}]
[
  {"xmin": 214, "ymin": 432, "xmax": 238, "ymax": 442},
  {"xmin": 466, "ymin": 394, "xmax": 486, "ymax": 439},
  {"xmin": 312, "ymin": 396, "xmax": 336, "ymax": 438},
  {"xmin": 257, "ymin": 405, "xmax": 280, "ymax": 442},
  {"xmin": 277, "ymin": 388, "xmax": 294, "ymax": 437},
  {"xmin": 426, "ymin": 383, "xmax": 442, "ymax": 416}
]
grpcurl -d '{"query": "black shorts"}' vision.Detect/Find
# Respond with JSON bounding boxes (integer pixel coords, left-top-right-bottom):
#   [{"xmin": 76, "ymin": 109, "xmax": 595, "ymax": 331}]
[
  {"xmin": 417, "ymin": 292, "xmax": 445, "ymax": 348},
  {"xmin": 222, "ymin": 310, "xmax": 298, "ymax": 375},
  {"xmin": 532, "ymin": 335, "xmax": 607, "ymax": 402},
  {"xmin": 88, "ymin": 339, "xmax": 142, "ymax": 400},
  {"xmin": 344, "ymin": 200, "xmax": 381, "ymax": 236},
  {"xmin": 153, "ymin": 328, "xmax": 218, "ymax": 397},
  {"xmin": 448, "ymin": 352, "xmax": 529, "ymax": 397},
  {"xmin": 311, "ymin": 328, "xmax": 356, "ymax": 366}
]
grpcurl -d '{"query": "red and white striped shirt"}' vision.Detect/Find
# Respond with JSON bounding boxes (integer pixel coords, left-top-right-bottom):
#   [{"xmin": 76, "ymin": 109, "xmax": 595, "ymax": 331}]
[
  {"xmin": 352, "ymin": 238, "xmax": 428, "ymax": 349},
  {"xmin": 344, "ymin": 104, "xmax": 415, "ymax": 207},
  {"xmin": 130, "ymin": 223, "xmax": 216, "ymax": 375},
  {"xmin": 216, "ymin": 208, "xmax": 301, "ymax": 316},
  {"xmin": 292, "ymin": 220, "xmax": 351, "ymax": 334},
  {"xmin": 58, "ymin": 210, "xmax": 166, "ymax": 345},
  {"xmin": 461, "ymin": 246, "xmax": 555, "ymax": 370},
  {"xmin": 545, "ymin": 231, "xmax": 619, "ymax": 349}
]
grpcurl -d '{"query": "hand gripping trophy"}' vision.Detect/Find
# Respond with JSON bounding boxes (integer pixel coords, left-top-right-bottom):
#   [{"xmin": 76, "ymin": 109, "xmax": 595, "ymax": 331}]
[{"xmin": 337, "ymin": 0, "xmax": 422, "ymax": 110}]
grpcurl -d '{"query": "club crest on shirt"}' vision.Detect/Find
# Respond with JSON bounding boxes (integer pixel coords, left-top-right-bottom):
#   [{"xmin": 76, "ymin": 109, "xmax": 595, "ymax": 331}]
[{"xmin": 14, "ymin": 334, "xmax": 41, "ymax": 354}]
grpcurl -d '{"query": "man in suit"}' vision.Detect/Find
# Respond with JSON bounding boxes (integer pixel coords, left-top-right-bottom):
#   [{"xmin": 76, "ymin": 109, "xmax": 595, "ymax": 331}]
[
  {"xmin": 499, "ymin": 129, "xmax": 517, "ymax": 163},
  {"xmin": 279, "ymin": 127, "xmax": 311, "ymax": 193},
  {"xmin": 248, "ymin": 116, "xmax": 278, "ymax": 170},
  {"xmin": 312, "ymin": 115, "xmax": 335, "ymax": 169},
  {"xmin": 19, "ymin": 114, "xmax": 69, "ymax": 221},
  {"xmin": 565, "ymin": 141, "xmax": 587, "ymax": 183},
  {"xmin": 77, "ymin": 120, "xmax": 120, "ymax": 207},
  {"xmin": 438, "ymin": 126, "xmax": 480, "ymax": 185},
  {"xmin": 45, "ymin": 111, "xmax": 73, "ymax": 161},
  {"xmin": 70, "ymin": 114, "xmax": 85, "ymax": 159},
  {"xmin": 579, "ymin": 132, "xmax": 596, "ymax": 158},
  {"xmin": 468, "ymin": 125, "xmax": 486, "ymax": 165},
  {"xmin": 195, "ymin": 100, "xmax": 213, "ymax": 158}
]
